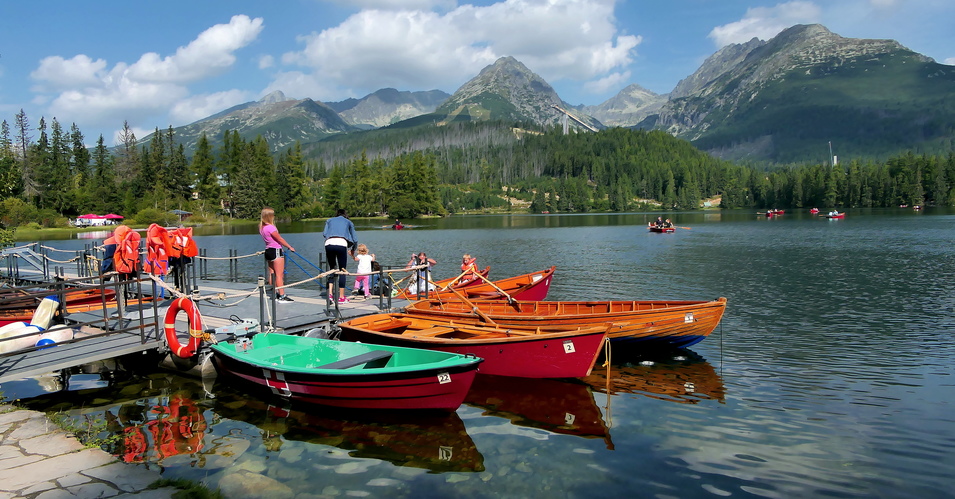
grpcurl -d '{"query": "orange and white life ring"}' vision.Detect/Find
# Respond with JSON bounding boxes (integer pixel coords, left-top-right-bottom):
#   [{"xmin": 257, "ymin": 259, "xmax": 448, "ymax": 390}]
[{"xmin": 164, "ymin": 297, "xmax": 204, "ymax": 358}]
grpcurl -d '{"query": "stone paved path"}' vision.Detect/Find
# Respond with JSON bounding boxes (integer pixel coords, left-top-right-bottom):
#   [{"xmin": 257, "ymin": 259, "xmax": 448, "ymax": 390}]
[{"xmin": 0, "ymin": 405, "xmax": 181, "ymax": 498}]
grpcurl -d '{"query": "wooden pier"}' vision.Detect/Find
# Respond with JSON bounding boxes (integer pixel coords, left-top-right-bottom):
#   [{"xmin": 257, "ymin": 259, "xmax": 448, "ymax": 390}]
[{"xmin": 0, "ymin": 247, "xmax": 409, "ymax": 384}]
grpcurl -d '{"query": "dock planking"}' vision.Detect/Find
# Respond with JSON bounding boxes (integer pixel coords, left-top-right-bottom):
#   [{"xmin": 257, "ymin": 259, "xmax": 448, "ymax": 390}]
[{"xmin": 0, "ymin": 272, "xmax": 409, "ymax": 384}]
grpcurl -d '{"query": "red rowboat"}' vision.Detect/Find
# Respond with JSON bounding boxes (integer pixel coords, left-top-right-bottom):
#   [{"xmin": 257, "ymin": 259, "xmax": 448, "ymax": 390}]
[
  {"xmin": 404, "ymin": 297, "xmax": 727, "ymax": 349},
  {"xmin": 337, "ymin": 312, "xmax": 608, "ymax": 378},
  {"xmin": 824, "ymin": 212, "xmax": 845, "ymax": 219},
  {"xmin": 648, "ymin": 226, "xmax": 675, "ymax": 233},
  {"xmin": 413, "ymin": 266, "xmax": 555, "ymax": 302},
  {"xmin": 394, "ymin": 266, "xmax": 489, "ymax": 299}
]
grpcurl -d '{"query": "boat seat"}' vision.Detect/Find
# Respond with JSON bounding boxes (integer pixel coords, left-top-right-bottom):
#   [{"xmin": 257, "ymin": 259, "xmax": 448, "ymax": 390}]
[
  {"xmin": 410, "ymin": 326, "xmax": 456, "ymax": 337},
  {"xmin": 318, "ymin": 350, "xmax": 393, "ymax": 369}
]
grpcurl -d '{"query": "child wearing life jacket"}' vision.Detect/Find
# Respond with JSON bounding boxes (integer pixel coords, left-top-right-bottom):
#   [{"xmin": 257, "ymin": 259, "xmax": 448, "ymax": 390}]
[{"xmin": 461, "ymin": 254, "xmax": 478, "ymax": 283}]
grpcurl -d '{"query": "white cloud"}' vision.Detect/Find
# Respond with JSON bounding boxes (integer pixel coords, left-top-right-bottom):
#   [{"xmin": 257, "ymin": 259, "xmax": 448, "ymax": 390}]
[
  {"xmin": 709, "ymin": 1, "xmax": 822, "ymax": 48},
  {"xmin": 170, "ymin": 90, "xmax": 253, "ymax": 124},
  {"xmin": 258, "ymin": 54, "xmax": 275, "ymax": 69},
  {"xmin": 31, "ymin": 55, "xmax": 107, "ymax": 92},
  {"xmin": 584, "ymin": 71, "xmax": 631, "ymax": 94},
  {"xmin": 944, "ymin": 57, "xmax": 955, "ymax": 65},
  {"xmin": 278, "ymin": 0, "xmax": 638, "ymax": 99},
  {"xmin": 30, "ymin": 15, "xmax": 264, "ymax": 132},
  {"xmin": 126, "ymin": 15, "xmax": 264, "ymax": 83}
]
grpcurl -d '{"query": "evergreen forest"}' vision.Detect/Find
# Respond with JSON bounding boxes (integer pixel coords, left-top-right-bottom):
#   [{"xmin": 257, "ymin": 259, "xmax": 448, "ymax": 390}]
[{"xmin": 2, "ymin": 111, "xmax": 954, "ymax": 240}]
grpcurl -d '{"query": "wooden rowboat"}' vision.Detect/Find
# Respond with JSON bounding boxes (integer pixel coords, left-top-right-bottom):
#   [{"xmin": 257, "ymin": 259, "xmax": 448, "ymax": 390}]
[
  {"xmin": 337, "ymin": 312, "xmax": 607, "ymax": 378},
  {"xmin": 648, "ymin": 226, "xmax": 675, "ymax": 233},
  {"xmin": 209, "ymin": 333, "xmax": 483, "ymax": 411},
  {"xmin": 408, "ymin": 266, "xmax": 555, "ymax": 302},
  {"xmin": 824, "ymin": 212, "xmax": 845, "ymax": 219},
  {"xmin": 394, "ymin": 266, "xmax": 490, "ymax": 299},
  {"xmin": 0, "ymin": 288, "xmax": 120, "ymax": 327},
  {"xmin": 403, "ymin": 297, "xmax": 728, "ymax": 349}
]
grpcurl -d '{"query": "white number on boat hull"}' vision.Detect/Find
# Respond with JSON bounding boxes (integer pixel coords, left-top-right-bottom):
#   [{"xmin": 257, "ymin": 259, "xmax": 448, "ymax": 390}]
[
  {"xmin": 437, "ymin": 372, "xmax": 451, "ymax": 384},
  {"xmin": 439, "ymin": 446, "xmax": 453, "ymax": 461},
  {"xmin": 684, "ymin": 312, "xmax": 694, "ymax": 323},
  {"xmin": 263, "ymin": 369, "xmax": 292, "ymax": 397},
  {"xmin": 563, "ymin": 339, "xmax": 576, "ymax": 354}
]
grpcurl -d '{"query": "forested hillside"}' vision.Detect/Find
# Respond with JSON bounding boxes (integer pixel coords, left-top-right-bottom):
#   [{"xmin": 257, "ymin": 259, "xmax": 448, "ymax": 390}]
[{"xmin": 1, "ymin": 111, "xmax": 954, "ymax": 238}]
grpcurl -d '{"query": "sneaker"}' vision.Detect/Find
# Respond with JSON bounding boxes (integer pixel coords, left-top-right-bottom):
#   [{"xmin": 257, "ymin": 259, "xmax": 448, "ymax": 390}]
[
  {"xmin": 276, "ymin": 294, "xmax": 294, "ymax": 303},
  {"xmin": 338, "ymin": 296, "xmax": 350, "ymax": 303}
]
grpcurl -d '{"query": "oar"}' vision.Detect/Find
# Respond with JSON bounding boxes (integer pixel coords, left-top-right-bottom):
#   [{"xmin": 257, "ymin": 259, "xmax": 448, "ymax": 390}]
[
  {"xmin": 444, "ymin": 283, "xmax": 497, "ymax": 325},
  {"xmin": 676, "ymin": 226, "xmax": 692, "ymax": 230},
  {"xmin": 469, "ymin": 269, "xmax": 517, "ymax": 305},
  {"xmin": 440, "ymin": 269, "xmax": 471, "ymax": 290}
]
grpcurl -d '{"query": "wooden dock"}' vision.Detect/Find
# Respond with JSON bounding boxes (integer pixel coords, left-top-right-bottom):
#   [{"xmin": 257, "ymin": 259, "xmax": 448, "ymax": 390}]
[{"xmin": 0, "ymin": 262, "xmax": 409, "ymax": 384}]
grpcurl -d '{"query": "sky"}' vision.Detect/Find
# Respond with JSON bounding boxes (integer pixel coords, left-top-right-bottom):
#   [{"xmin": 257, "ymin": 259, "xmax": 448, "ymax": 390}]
[{"xmin": 1, "ymin": 0, "xmax": 953, "ymax": 146}]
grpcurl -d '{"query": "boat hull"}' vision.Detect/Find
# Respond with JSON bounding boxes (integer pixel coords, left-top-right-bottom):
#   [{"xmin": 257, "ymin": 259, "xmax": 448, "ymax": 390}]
[
  {"xmin": 648, "ymin": 227, "xmax": 675, "ymax": 233},
  {"xmin": 395, "ymin": 266, "xmax": 489, "ymax": 300},
  {"xmin": 426, "ymin": 266, "xmax": 555, "ymax": 302},
  {"xmin": 210, "ymin": 335, "xmax": 482, "ymax": 411},
  {"xmin": 338, "ymin": 313, "xmax": 606, "ymax": 378},
  {"xmin": 404, "ymin": 297, "xmax": 728, "ymax": 349}
]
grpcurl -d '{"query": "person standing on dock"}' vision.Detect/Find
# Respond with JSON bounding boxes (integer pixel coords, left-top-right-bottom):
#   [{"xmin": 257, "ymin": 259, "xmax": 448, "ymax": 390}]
[
  {"xmin": 260, "ymin": 207, "xmax": 295, "ymax": 302},
  {"xmin": 323, "ymin": 208, "xmax": 358, "ymax": 303}
]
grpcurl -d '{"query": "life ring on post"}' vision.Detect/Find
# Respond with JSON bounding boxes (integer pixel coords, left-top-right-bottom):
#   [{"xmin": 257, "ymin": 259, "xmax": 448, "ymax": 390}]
[{"xmin": 164, "ymin": 297, "xmax": 204, "ymax": 358}]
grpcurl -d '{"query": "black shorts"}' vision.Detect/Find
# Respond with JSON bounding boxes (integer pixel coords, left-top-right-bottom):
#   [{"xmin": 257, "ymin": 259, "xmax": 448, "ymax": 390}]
[{"xmin": 265, "ymin": 248, "xmax": 284, "ymax": 261}]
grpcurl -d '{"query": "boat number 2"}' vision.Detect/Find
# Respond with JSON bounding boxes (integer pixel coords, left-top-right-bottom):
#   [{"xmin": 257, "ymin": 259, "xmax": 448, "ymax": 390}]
[
  {"xmin": 684, "ymin": 312, "xmax": 694, "ymax": 323},
  {"xmin": 437, "ymin": 372, "xmax": 451, "ymax": 384},
  {"xmin": 562, "ymin": 339, "xmax": 576, "ymax": 354}
]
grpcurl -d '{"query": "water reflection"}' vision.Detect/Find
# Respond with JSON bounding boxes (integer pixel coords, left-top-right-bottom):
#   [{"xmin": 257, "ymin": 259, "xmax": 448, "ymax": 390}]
[
  {"xmin": 464, "ymin": 375, "xmax": 613, "ymax": 449},
  {"xmin": 583, "ymin": 349, "xmax": 725, "ymax": 405},
  {"xmin": 210, "ymin": 381, "xmax": 485, "ymax": 473}
]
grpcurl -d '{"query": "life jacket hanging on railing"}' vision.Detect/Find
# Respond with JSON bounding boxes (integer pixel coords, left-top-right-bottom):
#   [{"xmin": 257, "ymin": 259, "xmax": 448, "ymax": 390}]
[
  {"xmin": 168, "ymin": 227, "xmax": 198, "ymax": 291},
  {"xmin": 144, "ymin": 223, "xmax": 171, "ymax": 276},
  {"xmin": 110, "ymin": 225, "xmax": 142, "ymax": 275}
]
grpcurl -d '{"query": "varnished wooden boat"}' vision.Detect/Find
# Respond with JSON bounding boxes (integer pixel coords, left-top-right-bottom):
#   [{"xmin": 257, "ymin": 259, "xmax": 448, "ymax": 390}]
[
  {"xmin": 403, "ymin": 297, "xmax": 727, "ymax": 348},
  {"xmin": 337, "ymin": 312, "xmax": 607, "ymax": 378},
  {"xmin": 394, "ymin": 266, "xmax": 490, "ymax": 299},
  {"xmin": 407, "ymin": 266, "xmax": 555, "ymax": 302},
  {"xmin": 648, "ymin": 226, "xmax": 675, "ymax": 233},
  {"xmin": 210, "ymin": 333, "xmax": 483, "ymax": 411}
]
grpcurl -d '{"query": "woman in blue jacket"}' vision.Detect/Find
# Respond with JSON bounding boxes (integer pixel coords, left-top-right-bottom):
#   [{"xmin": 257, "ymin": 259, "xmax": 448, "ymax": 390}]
[{"xmin": 323, "ymin": 209, "xmax": 358, "ymax": 303}]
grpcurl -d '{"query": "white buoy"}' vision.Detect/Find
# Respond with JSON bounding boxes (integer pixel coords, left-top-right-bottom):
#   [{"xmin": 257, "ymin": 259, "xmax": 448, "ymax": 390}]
[
  {"xmin": 30, "ymin": 296, "xmax": 60, "ymax": 329},
  {"xmin": 35, "ymin": 325, "xmax": 75, "ymax": 349},
  {"xmin": 0, "ymin": 324, "xmax": 45, "ymax": 353}
]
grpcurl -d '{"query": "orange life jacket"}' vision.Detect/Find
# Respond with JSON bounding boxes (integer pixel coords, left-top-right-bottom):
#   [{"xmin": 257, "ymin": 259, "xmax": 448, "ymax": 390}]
[
  {"xmin": 461, "ymin": 257, "xmax": 477, "ymax": 280},
  {"xmin": 111, "ymin": 225, "xmax": 141, "ymax": 274},
  {"xmin": 169, "ymin": 227, "xmax": 198, "ymax": 259},
  {"xmin": 144, "ymin": 224, "xmax": 171, "ymax": 275}
]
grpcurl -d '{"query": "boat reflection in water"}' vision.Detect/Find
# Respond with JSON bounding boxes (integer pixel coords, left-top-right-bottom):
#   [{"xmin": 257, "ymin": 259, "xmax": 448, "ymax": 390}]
[
  {"xmin": 464, "ymin": 375, "xmax": 614, "ymax": 449},
  {"xmin": 583, "ymin": 349, "xmax": 725, "ymax": 405},
  {"xmin": 117, "ymin": 392, "xmax": 207, "ymax": 464},
  {"xmin": 210, "ymin": 381, "xmax": 485, "ymax": 473}
]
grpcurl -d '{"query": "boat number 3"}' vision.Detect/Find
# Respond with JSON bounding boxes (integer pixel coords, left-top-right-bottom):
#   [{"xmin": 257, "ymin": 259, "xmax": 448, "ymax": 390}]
[
  {"xmin": 562, "ymin": 339, "xmax": 576, "ymax": 354},
  {"xmin": 437, "ymin": 372, "xmax": 451, "ymax": 384},
  {"xmin": 684, "ymin": 312, "xmax": 694, "ymax": 324},
  {"xmin": 564, "ymin": 413, "xmax": 576, "ymax": 425}
]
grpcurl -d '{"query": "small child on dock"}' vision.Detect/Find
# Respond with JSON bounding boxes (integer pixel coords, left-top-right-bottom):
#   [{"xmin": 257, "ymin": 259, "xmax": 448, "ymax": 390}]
[{"xmin": 353, "ymin": 244, "xmax": 375, "ymax": 298}]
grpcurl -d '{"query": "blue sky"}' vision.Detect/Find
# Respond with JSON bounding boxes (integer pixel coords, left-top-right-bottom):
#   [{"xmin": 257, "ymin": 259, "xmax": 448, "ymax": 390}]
[{"xmin": 1, "ymin": 0, "xmax": 952, "ymax": 145}]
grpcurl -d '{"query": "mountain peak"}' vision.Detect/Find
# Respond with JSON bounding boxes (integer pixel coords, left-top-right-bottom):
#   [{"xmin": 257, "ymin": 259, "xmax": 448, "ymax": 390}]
[{"xmin": 259, "ymin": 90, "xmax": 289, "ymax": 105}]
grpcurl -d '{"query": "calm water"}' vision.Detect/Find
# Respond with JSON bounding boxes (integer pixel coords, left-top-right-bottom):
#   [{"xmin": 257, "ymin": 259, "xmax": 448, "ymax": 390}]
[{"xmin": 8, "ymin": 209, "xmax": 955, "ymax": 498}]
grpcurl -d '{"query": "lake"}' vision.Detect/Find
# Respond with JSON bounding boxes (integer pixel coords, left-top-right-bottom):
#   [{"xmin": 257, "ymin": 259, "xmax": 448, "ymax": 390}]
[{"xmin": 8, "ymin": 208, "xmax": 954, "ymax": 498}]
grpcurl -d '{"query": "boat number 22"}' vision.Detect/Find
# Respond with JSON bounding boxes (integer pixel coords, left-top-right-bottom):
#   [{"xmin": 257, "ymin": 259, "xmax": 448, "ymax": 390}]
[
  {"xmin": 437, "ymin": 372, "xmax": 451, "ymax": 384},
  {"xmin": 562, "ymin": 340, "xmax": 576, "ymax": 354}
]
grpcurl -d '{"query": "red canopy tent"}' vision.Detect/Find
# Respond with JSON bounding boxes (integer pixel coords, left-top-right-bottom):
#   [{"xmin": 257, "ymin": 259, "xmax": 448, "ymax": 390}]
[
  {"xmin": 77, "ymin": 213, "xmax": 100, "ymax": 219},
  {"xmin": 103, "ymin": 214, "xmax": 124, "ymax": 219}
]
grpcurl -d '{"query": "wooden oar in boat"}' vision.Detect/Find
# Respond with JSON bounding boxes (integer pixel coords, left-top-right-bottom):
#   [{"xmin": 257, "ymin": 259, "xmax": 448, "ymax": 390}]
[
  {"xmin": 468, "ymin": 270, "xmax": 517, "ymax": 305},
  {"xmin": 443, "ymin": 281, "xmax": 498, "ymax": 325},
  {"xmin": 440, "ymin": 269, "xmax": 471, "ymax": 290},
  {"xmin": 676, "ymin": 226, "xmax": 692, "ymax": 230}
]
